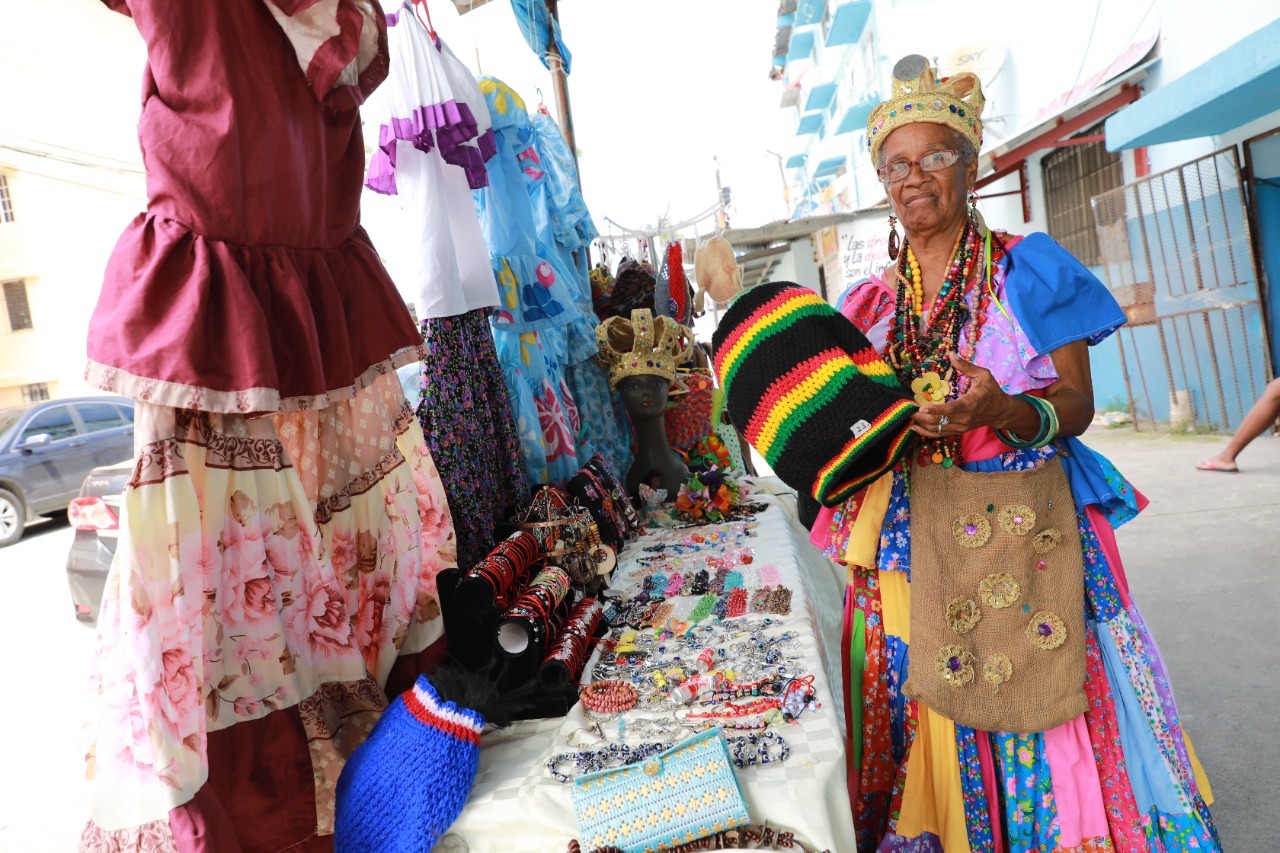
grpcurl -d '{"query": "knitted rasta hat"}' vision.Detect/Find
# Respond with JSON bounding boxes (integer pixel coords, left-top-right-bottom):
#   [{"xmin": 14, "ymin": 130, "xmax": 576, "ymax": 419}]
[
  {"xmin": 711, "ymin": 283, "xmax": 918, "ymax": 507},
  {"xmin": 335, "ymin": 675, "xmax": 486, "ymax": 852}
]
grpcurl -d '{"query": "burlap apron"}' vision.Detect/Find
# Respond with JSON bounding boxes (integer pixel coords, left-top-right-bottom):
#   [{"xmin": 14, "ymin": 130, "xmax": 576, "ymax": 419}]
[{"xmin": 902, "ymin": 456, "xmax": 1087, "ymax": 733}]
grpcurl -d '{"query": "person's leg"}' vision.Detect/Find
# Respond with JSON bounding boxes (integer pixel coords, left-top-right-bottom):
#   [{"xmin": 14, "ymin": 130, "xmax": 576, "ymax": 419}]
[{"xmin": 1198, "ymin": 377, "xmax": 1280, "ymax": 470}]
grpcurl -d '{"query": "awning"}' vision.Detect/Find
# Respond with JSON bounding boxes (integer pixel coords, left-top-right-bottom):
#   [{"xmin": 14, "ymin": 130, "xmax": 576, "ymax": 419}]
[
  {"xmin": 825, "ymin": 0, "xmax": 871, "ymax": 47},
  {"xmin": 788, "ymin": 30, "xmax": 815, "ymax": 63},
  {"xmin": 813, "ymin": 155, "xmax": 847, "ymax": 178},
  {"xmin": 834, "ymin": 96, "xmax": 876, "ymax": 135},
  {"xmin": 794, "ymin": 0, "xmax": 826, "ymax": 26},
  {"xmin": 1106, "ymin": 18, "xmax": 1280, "ymax": 150},
  {"xmin": 805, "ymin": 82, "xmax": 837, "ymax": 112},
  {"xmin": 785, "ymin": 153, "xmax": 809, "ymax": 169},
  {"xmin": 796, "ymin": 112, "xmax": 824, "ymax": 135}
]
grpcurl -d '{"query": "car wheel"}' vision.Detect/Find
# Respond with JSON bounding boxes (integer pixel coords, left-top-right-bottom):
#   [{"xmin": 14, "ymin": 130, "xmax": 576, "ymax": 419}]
[{"xmin": 0, "ymin": 488, "xmax": 24, "ymax": 547}]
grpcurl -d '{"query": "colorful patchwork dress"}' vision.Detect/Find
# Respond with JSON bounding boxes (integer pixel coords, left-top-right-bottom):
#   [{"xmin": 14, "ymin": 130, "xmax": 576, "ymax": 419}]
[
  {"xmin": 363, "ymin": 8, "xmax": 528, "ymax": 570},
  {"xmin": 81, "ymin": 2, "xmax": 457, "ymax": 848},
  {"xmin": 817, "ymin": 233, "xmax": 1221, "ymax": 853}
]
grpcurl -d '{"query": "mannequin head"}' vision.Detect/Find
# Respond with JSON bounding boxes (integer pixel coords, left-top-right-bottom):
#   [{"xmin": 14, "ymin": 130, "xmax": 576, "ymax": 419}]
[{"xmin": 618, "ymin": 374, "xmax": 671, "ymax": 421}]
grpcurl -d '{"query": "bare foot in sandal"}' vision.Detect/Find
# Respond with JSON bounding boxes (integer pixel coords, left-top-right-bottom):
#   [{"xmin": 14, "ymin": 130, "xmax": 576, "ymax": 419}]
[{"xmin": 1195, "ymin": 455, "xmax": 1239, "ymax": 473}]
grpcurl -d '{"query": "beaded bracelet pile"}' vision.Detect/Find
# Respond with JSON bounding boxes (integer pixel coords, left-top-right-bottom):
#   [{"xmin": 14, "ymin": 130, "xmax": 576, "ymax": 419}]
[{"xmin": 579, "ymin": 680, "xmax": 639, "ymax": 718}]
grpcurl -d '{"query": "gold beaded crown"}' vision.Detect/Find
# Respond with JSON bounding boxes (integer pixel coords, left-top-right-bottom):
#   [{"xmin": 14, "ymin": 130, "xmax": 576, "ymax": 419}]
[
  {"xmin": 866, "ymin": 54, "xmax": 985, "ymax": 165},
  {"xmin": 595, "ymin": 308, "xmax": 694, "ymax": 389}
]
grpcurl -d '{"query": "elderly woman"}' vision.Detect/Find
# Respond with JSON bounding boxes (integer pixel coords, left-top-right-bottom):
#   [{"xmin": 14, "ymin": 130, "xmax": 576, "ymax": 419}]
[{"xmin": 816, "ymin": 56, "xmax": 1222, "ymax": 852}]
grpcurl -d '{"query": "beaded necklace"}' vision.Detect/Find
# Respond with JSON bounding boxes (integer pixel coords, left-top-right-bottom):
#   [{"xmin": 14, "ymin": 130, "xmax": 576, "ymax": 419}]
[{"xmin": 886, "ymin": 214, "xmax": 995, "ymax": 468}]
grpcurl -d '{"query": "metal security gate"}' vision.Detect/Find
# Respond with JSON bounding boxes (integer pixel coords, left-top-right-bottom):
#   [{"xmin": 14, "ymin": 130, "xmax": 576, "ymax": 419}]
[{"xmin": 1091, "ymin": 147, "xmax": 1272, "ymax": 431}]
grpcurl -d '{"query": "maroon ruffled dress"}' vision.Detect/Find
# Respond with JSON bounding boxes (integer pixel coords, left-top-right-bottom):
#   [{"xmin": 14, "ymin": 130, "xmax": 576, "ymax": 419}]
[{"xmin": 80, "ymin": 2, "xmax": 459, "ymax": 850}]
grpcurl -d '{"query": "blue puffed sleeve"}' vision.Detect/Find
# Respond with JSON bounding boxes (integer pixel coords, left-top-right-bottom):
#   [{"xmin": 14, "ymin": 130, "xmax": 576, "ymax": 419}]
[{"xmin": 1002, "ymin": 233, "xmax": 1127, "ymax": 353}]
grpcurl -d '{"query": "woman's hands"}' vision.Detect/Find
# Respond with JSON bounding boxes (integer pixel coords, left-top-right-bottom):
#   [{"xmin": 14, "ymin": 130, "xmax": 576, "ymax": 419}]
[
  {"xmin": 910, "ymin": 342, "xmax": 1096, "ymax": 440},
  {"xmin": 911, "ymin": 353, "xmax": 1038, "ymax": 438}
]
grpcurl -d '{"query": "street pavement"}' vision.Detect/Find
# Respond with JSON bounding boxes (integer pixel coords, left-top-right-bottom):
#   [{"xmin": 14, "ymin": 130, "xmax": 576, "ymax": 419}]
[
  {"xmin": 0, "ymin": 514, "xmax": 94, "ymax": 853},
  {"xmin": 0, "ymin": 428, "xmax": 1274, "ymax": 851}
]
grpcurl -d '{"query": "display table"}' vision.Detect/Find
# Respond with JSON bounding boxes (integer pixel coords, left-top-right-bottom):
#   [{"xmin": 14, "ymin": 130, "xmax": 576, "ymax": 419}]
[{"xmin": 436, "ymin": 486, "xmax": 855, "ymax": 852}]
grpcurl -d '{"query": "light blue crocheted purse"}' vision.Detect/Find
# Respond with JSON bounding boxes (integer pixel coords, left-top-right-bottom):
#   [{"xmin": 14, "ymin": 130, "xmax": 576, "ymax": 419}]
[{"xmin": 570, "ymin": 727, "xmax": 750, "ymax": 853}]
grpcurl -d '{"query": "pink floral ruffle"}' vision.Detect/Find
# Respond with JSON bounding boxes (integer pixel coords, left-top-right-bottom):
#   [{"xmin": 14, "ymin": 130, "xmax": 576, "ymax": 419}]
[{"xmin": 82, "ymin": 373, "xmax": 456, "ymax": 843}]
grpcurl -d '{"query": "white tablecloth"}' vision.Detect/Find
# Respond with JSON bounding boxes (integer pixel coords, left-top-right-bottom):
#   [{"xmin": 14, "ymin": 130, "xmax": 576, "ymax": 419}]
[{"xmin": 436, "ymin": 484, "xmax": 855, "ymax": 852}]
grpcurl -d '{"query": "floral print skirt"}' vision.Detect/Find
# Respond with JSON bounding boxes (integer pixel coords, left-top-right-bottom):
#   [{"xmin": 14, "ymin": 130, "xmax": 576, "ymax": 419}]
[
  {"xmin": 416, "ymin": 310, "xmax": 529, "ymax": 571},
  {"xmin": 80, "ymin": 372, "xmax": 458, "ymax": 851},
  {"xmin": 842, "ymin": 450, "xmax": 1221, "ymax": 853}
]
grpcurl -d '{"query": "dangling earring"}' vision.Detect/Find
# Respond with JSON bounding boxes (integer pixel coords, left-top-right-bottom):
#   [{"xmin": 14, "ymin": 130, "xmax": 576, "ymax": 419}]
[
  {"xmin": 887, "ymin": 214, "xmax": 901, "ymax": 261},
  {"xmin": 967, "ymin": 190, "xmax": 988, "ymax": 237}
]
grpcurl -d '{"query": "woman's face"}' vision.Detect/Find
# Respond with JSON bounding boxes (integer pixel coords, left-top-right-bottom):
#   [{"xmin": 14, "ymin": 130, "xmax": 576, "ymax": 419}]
[
  {"xmin": 618, "ymin": 374, "xmax": 670, "ymax": 418},
  {"xmin": 880, "ymin": 122, "xmax": 977, "ymax": 237}
]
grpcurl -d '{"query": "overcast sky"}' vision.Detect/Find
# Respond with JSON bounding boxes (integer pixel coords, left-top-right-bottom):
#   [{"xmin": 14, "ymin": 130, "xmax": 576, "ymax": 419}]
[{"xmin": 415, "ymin": 0, "xmax": 795, "ymax": 233}]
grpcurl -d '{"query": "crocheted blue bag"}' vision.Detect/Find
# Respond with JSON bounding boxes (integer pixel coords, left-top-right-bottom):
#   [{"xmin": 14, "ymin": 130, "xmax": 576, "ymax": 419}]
[
  {"xmin": 571, "ymin": 727, "xmax": 750, "ymax": 853},
  {"xmin": 334, "ymin": 675, "xmax": 485, "ymax": 852}
]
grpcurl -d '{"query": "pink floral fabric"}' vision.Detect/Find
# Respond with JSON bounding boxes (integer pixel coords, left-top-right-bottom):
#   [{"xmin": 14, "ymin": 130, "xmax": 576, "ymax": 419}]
[{"xmin": 82, "ymin": 372, "xmax": 456, "ymax": 839}]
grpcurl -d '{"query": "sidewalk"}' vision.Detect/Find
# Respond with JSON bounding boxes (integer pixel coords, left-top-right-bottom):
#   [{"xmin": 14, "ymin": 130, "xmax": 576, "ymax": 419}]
[{"xmin": 1084, "ymin": 426, "xmax": 1280, "ymax": 851}]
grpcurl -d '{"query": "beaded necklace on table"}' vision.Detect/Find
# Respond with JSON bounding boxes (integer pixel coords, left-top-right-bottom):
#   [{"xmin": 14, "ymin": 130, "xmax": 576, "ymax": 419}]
[{"xmin": 886, "ymin": 213, "xmax": 995, "ymax": 469}]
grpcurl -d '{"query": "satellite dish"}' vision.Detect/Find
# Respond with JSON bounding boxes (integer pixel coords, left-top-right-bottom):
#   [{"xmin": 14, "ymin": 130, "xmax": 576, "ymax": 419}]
[{"xmin": 943, "ymin": 40, "xmax": 1007, "ymax": 86}]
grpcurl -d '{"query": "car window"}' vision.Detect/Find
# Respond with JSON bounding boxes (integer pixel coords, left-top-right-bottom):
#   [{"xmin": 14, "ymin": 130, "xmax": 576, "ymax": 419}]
[
  {"xmin": 0, "ymin": 409, "xmax": 19, "ymax": 446},
  {"xmin": 113, "ymin": 402, "xmax": 135, "ymax": 423},
  {"xmin": 21, "ymin": 405, "xmax": 79, "ymax": 443},
  {"xmin": 76, "ymin": 402, "xmax": 127, "ymax": 433}
]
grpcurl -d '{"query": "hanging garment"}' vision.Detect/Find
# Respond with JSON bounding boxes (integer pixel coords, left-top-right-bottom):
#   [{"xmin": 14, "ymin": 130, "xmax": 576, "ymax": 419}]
[
  {"xmin": 364, "ymin": 5, "xmax": 500, "ymax": 319},
  {"xmin": 80, "ymin": 2, "xmax": 458, "ymax": 849},
  {"xmin": 474, "ymin": 76, "xmax": 587, "ymax": 484},
  {"xmin": 526, "ymin": 112, "xmax": 633, "ymax": 479},
  {"xmin": 415, "ymin": 310, "xmax": 530, "ymax": 570}
]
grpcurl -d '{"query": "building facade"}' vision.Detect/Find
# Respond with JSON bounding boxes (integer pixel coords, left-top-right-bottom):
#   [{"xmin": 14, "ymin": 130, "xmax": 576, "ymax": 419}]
[
  {"xmin": 0, "ymin": 0, "xmax": 146, "ymax": 409},
  {"xmin": 766, "ymin": 0, "xmax": 1280, "ymax": 429}
]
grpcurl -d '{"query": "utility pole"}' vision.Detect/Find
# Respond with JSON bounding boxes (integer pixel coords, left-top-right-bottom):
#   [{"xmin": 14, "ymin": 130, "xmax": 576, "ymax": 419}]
[
  {"xmin": 715, "ymin": 156, "xmax": 730, "ymax": 231},
  {"xmin": 766, "ymin": 150, "xmax": 790, "ymax": 218},
  {"xmin": 543, "ymin": 0, "xmax": 578, "ymax": 179}
]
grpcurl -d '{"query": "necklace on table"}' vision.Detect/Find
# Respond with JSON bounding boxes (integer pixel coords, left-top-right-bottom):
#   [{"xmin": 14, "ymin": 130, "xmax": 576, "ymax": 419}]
[{"xmin": 886, "ymin": 214, "xmax": 994, "ymax": 469}]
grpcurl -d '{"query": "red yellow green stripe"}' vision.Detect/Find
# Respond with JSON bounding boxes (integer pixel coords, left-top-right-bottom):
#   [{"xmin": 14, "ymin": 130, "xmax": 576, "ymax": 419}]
[
  {"xmin": 812, "ymin": 398, "xmax": 917, "ymax": 502},
  {"xmin": 746, "ymin": 350, "xmax": 852, "ymax": 458},
  {"xmin": 715, "ymin": 292, "xmax": 830, "ymax": 390}
]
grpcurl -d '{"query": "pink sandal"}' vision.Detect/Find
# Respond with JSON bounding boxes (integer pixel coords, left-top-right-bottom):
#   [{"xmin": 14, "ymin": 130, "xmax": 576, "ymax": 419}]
[{"xmin": 1195, "ymin": 458, "xmax": 1239, "ymax": 473}]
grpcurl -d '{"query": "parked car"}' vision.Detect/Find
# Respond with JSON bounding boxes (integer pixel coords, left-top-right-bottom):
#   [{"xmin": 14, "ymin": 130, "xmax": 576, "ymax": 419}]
[
  {"xmin": 0, "ymin": 396, "xmax": 135, "ymax": 547},
  {"xmin": 66, "ymin": 459, "xmax": 131, "ymax": 622}
]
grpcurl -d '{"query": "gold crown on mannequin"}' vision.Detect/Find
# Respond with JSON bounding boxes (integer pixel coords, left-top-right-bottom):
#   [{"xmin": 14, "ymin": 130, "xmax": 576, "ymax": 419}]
[
  {"xmin": 866, "ymin": 54, "xmax": 985, "ymax": 165},
  {"xmin": 595, "ymin": 309, "xmax": 694, "ymax": 389}
]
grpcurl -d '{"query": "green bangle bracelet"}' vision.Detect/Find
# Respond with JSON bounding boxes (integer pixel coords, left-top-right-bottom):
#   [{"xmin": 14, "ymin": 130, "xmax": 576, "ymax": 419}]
[{"xmin": 996, "ymin": 394, "xmax": 1051, "ymax": 449}]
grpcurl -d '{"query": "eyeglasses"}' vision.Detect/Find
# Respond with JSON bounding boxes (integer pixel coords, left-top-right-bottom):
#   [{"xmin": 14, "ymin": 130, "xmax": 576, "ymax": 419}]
[{"xmin": 876, "ymin": 149, "xmax": 962, "ymax": 184}]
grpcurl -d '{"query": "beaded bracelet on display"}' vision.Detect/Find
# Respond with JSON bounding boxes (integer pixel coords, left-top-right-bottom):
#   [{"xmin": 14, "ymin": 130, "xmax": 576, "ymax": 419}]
[
  {"xmin": 579, "ymin": 680, "xmax": 639, "ymax": 718},
  {"xmin": 727, "ymin": 731, "xmax": 790, "ymax": 768},
  {"xmin": 546, "ymin": 740, "xmax": 670, "ymax": 784}
]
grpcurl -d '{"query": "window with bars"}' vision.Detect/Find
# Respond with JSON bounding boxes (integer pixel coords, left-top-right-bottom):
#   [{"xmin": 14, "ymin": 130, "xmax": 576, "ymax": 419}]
[
  {"xmin": 4, "ymin": 280, "xmax": 33, "ymax": 331},
  {"xmin": 0, "ymin": 174, "xmax": 13, "ymax": 223},
  {"xmin": 21, "ymin": 383, "xmax": 49, "ymax": 403},
  {"xmin": 1041, "ymin": 122, "xmax": 1124, "ymax": 267}
]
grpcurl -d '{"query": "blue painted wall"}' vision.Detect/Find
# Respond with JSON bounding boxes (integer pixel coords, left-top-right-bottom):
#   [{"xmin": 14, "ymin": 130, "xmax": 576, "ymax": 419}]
[{"xmin": 1099, "ymin": 184, "xmax": 1269, "ymax": 428}]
